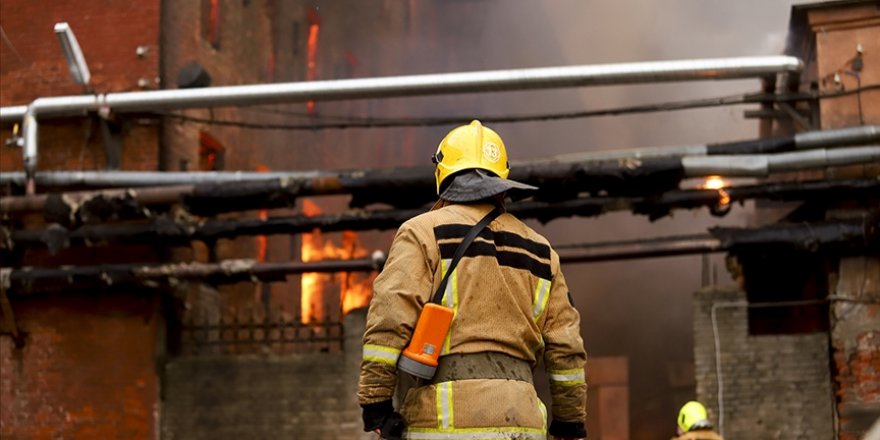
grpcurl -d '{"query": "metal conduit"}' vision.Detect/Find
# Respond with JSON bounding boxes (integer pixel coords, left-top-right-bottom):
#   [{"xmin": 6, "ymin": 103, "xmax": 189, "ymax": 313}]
[
  {"xmin": 1, "ymin": 56, "xmax": 802, "ymax": 123},
  {"xmin": 2, "ymin": 56, "xmax": 802, "ymax": 194},
  {"xmin": 681, "ymin": 146, "xmax": 880, "ymax": 177},
  {"xmin": 2, "ymin": 145, "xmax": 876, "ymax": 190}
]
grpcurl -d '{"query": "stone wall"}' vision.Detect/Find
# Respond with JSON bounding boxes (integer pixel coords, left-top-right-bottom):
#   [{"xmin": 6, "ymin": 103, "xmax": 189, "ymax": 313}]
[
  {"xmin": 160, "ymin": 308, "xmax": 372, "ymax": 440},
  {"xmin": 693, "ymin": 287, "xmax": 834, "ymax": 439}
]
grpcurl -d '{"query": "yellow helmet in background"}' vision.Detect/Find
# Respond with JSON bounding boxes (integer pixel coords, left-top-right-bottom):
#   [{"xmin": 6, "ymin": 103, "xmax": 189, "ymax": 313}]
[
  {"xmin": 678, "ymin": 401, "xmax": 712, "ymax": 433},
  {"xmin": 432, "ymin": 120, "xmax": 510, "ymax": 194}
]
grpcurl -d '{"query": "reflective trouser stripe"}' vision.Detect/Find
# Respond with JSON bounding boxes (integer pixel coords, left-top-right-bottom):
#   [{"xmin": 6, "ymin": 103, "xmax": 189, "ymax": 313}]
[
  {"xmin": 405, "ymin": 428, "xmax": 546, "ymax": 439},
  {"xmin": 532, "ymin": 278, "xmax": 551, "ymax": 321},
  {"xmin": 538, "ymin": 400, "xmax": 547, "ymax": 433},
  {"xmin": 436, "ymin": 382, "xmax": 454, "ymax": 430},
  {"xmin": 548, "ymin": 368, "xmax": 586, "ymax": 386},
  {"xmin": 362, "ymin": 344, "xmax": 401, "ymax": 365},
  {"xmin": 439, "ymin": 259, "xmax": 458, "ymax": 355}
]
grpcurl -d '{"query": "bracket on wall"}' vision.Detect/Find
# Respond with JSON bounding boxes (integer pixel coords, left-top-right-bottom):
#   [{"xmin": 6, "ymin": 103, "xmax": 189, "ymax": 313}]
[
  {"xmin": 0, "ymin": 269, "xmax": 26, "ymax": 348},
  {"xmin": 744, "ymin": 96, "xmax": 818, "ymax": 131},
  {"xmin": 99, "ymin": 117, "xmax": 124, "ymax": 170}
]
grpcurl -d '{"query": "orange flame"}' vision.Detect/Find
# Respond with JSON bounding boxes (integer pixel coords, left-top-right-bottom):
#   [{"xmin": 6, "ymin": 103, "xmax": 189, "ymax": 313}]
[
  {"xmin": 305, "ymin": 8, "xmax": 320, "ymax": 114},
  {"xmin": 701, "ymin": 175, "xmax": 731, "ymax": 206},
  {"xmin": 255, "ymin": 165, "xmax": 270, "ymax": 262},
  {"xmin": 300, "ymin": 199, "xmax": 376, "ymax": 323}
]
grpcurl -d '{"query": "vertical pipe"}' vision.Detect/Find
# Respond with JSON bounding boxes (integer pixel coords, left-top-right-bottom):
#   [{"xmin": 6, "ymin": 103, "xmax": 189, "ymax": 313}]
[{"xmin": 23, "ymin": 105, "xmax": 38, "ymax": 195}]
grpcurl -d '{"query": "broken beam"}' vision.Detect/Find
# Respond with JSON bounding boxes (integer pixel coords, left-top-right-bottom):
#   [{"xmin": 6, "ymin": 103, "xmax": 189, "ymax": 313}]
[{"xmin": 5, "ymin": 254, "xmax": 386, "ymax": 296}]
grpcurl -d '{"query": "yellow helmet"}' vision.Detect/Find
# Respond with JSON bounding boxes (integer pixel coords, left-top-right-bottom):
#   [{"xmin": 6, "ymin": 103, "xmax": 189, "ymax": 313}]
[
  {"xmin": 678, "ymin": 401, "xmax": 712, "ymax": 433},
  {"xmin": 432, "ymin": 120, "xmax": 509, "ymax": 194}
]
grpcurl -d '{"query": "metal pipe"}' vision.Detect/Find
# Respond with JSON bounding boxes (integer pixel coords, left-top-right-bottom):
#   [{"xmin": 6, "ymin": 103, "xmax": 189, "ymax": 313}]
[
  {"xmin": 3, "ymin": 124, "xmax": 873, "ymax": 190},
  {"xmin": 0, "ymin": 56, "xmax": 803, "ymax": 123},
  {"xmin": 559, "ymin": 235, "xmax": 723, "ymax": 263},
  {"xmin": 793, "ymin": 125, "xmax": 880, "ymax": 150},
  {"xmin": 3, "ymin": 252, "xmax": 387, "ymax": 295},
  {"xmin": 8, "ymin": 179, "xmax": 877, "ymax": 252},
  {"xmin": 3, "ymin": 56, "xmax": 802, "ymax": 194},
  {"xmin": 2, "ymin": 146, "xmax": 878, "ymax": 214},
  {"xmin": 681, "ymin": 146, "xmax": 880, "ymax": 177},
  {"xmin": 557, "ymin": 218, "xmax": 875, "ymax": 264}
]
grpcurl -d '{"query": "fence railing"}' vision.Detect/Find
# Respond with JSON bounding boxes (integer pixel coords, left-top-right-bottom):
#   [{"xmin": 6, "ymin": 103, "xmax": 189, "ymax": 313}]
[{"xmin": 178, "ymin": 313, "xmax": 344, "ymax": 355}]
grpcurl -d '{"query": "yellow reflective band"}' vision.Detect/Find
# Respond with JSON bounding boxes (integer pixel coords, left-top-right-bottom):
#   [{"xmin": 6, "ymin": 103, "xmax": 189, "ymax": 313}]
[
  {"xmin": 405, "ymin": 427, "xmax": 546, "ymax": 439},
  {"xmin": 362, "ymin": 344, "xmax": 401, "ymax": 365},
  {"xmin": 532, "ymin": 278, "xmax": 551, "ymax": 321},
  {"xmin": 548, "ymin": 368, "xmax": 585, "ymax": 386},
  {"xmin": 435, "ymin": 381, "xmax": 454, "ymax": 430},
  {"xmin": 440, "ymin": 259, "xmax": 458, "ymax": 355},
  {"xmin": 538, "ymin": 400, "xmax": 547, "ymax": 434}
]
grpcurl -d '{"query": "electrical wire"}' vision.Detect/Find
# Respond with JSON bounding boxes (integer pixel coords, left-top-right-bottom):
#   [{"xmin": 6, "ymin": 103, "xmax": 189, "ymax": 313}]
[{"xmin": 159, "ymin": 83, "xmax": 880, "ymax": 131}]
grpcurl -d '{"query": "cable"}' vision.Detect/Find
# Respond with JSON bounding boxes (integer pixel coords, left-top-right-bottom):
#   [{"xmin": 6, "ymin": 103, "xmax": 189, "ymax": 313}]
[{"xmin": 159, "ymin": 83, "xmax": 880, "ymax": 132}]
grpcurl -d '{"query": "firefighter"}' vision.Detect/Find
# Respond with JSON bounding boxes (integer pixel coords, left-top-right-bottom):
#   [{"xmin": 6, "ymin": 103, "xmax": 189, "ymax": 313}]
[
  {"xmin": 358, "ymin": 120, "xmax": 587, "ymax": 440},
  {"xmin": 672, "ymin": 401, "xmax": 723, "ymax": 440}
]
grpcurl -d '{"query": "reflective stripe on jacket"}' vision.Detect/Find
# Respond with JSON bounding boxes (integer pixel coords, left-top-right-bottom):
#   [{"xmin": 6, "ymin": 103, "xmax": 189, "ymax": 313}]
[{"xmin": 358, "ymin": 202, "xmax": 587, "ymax": 432}]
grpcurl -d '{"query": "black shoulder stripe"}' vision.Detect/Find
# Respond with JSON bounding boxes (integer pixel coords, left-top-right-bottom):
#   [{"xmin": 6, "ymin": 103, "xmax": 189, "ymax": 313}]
[
  {"xmin": 438, "ymin": 243, "xmax": 552, "ymax": 280},
  {"xmin": 434, "ymin": 224, "xmax": 550, "ymax": 260}
]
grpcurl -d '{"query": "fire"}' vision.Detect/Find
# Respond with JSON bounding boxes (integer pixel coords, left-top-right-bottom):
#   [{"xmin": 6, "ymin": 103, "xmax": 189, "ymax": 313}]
[
  {"xmin": 306, "ymin": 7, "xmax": 320, "ymax": 114},
  {"xmin": 701, "ymin": 175, "xmax": 731, "ymax": 207},
  {"xmin": 300, "ymin": 199, "xmax": 376, "ymax": 323},
  {"xmin": 255, "ymin": 165, "xmax": 270, "ymax": 262}
]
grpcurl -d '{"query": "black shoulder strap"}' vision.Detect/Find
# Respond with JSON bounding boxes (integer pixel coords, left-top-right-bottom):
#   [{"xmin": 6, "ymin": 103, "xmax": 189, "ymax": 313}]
[{"xmin": 431, "ymin": 207, "xmax": 502, "ymax": 305}]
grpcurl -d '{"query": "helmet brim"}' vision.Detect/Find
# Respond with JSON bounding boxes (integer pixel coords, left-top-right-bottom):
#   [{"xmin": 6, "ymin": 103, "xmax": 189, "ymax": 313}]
[{"xmin": 439, "ymin": 169, "xmax": 537, "ymax": 203}]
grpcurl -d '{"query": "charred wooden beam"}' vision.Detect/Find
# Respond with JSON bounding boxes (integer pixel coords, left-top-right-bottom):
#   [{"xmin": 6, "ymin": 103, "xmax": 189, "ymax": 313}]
[
  {"xmin": 6, "ymin": 218, "xmax": 875, "ymax": 295},
  {"xmin": 557, "ymin": 216, "xmax": 878, "ymax": 263},
  {"xmin": 6, "ymin": 178, "xmax": 878, "ymax": 254},
  {"xmin": 2, "ymin": 126, "xmax": 877, "ymax": 221},
  {"xmin": 4, "ymin": 254, "xmax": 386, "ymax": 296}
]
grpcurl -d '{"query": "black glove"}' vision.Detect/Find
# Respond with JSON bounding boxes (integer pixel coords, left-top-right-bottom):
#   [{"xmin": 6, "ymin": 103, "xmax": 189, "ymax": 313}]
[
  {"xmin": 361, "ymin": 400, "xmax": 406, "ymax": 440},
  {"xmin": 549, "ymin": 420, "xmax": 587, "ymax": 439}
]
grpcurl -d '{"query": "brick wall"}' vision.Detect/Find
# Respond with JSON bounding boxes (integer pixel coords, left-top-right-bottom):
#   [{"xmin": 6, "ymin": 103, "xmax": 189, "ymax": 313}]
[
  {"xmin": 0, "ymin": 1, "xmax": 163, "ymax": 438},
  {"xmin": 0, "ymin": 0, "xmax": 161, "ymax": 173},
  {"xmin": 0, "ymin": 294, "xmax": 160, "ymax": 439},
  {"xmin": 160, "ymin": 308, "xmax": 371, "ymax": 440},
  {"xmin": 693, "ymin": 287, "xmax": 834, "ymax": 439},
  {"xmin": 805, "ymin": 4, "xmax": 880, "ymax": 438},
  {"xmin": 831, "ymin": 257, "xmax": 880, "ymax": 438}
]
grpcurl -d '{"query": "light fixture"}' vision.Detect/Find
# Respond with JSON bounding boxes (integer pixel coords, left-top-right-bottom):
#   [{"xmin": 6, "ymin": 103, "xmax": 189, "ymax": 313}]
[{"xmin": 54, "ymin": 22, "xmax": 91, "ymax": 87}]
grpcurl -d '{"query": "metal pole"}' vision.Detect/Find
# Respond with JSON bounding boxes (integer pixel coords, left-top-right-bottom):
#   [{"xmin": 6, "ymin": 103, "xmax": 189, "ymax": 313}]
[
  {"xmin": 4, "ymin": 253, "xmax": 386, "ymax": 296},
  {"xmin": 2, "ymin": 56, "xmax": 802, "ymax": 194},
  {"xmin": 557, "ymin": 218, "xmax": 876, "ymax": 264},
  {"xmin": 681, "ymin": 146, "xmax": 880, "ymax": 177},
  {"xmin": 8, "ymin": 179, "xmax": 877, "ymax": 252}
]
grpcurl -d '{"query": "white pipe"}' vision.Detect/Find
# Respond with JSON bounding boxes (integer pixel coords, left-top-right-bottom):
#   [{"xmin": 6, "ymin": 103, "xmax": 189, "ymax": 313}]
[
  {"xmin": 3, "ymin": 55, "xmax": 802, "ymax": 193},
  {"xmin": 3, "ymin": 146, "xmax": 876, "ymax": 189},
  {"xmin": 794, "ymin": 125, "xmax": 880, "ymax": 149},
  {"xmin": 682, "ymin": 146, "xmax": 880, "ymax": 177},
  {"xmin": 0, "ymin": 56, "xmax": 802, "ymax": 123}
]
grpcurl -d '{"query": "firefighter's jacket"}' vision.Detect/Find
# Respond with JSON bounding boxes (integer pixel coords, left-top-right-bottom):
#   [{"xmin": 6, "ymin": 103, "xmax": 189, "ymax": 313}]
[
  {"xmin": 359, "ymin": 202, "xmax": 587, "ymax": 439},
  {"xmin": 672, "ymin": 430, "xmax": 724, "ymax": 440}
]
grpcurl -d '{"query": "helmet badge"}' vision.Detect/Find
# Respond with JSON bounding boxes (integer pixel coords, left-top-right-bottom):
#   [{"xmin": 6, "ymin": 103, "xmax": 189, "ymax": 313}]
[{"xmin": 482, "ymin": 142, "xmax": 501, "ymax": 163}]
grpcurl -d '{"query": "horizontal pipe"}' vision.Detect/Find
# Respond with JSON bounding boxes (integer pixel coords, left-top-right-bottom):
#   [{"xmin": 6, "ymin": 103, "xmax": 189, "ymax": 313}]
[
  {"xmin": 3, "ymin": 253, "xmax": 386, "ymax": 295},
  {"xmin": 5, "ymin": 56, "xmax": 802, "ymax": 194},
  {"xmin": 794, "ymin": 125, "xmax": 880, "ymax": 150},
  {"xmin": 1, "ymin": 124, "xmax": 874, "ymax": 193},
  {"xmin": 2, "ymin": 146, "xmax": 877, "ymax": 218},
  {"xmin": 557, "ymin": 218, "xmax": 876, "ymax": 263},
  {"xmin": 559, "ymin": 235, "xmax": 723, "ymax": 263},
  {"xmin": 7, "ymin": 178, "xmax": 877, "ymax": 253},
  {"xmin": 0, "ymin": 56, "xmax": 803, "ymax": 123},
  {"xmin": 682, "ymin": 146, "xmax": 880, "ymax": 177}
]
